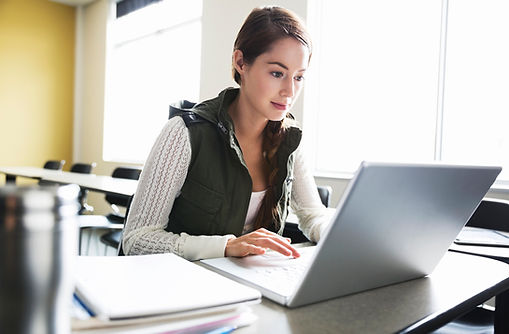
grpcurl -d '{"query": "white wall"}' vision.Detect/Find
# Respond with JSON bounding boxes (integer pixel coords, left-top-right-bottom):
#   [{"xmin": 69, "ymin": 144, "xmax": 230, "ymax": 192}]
[{"xmin": 199, "ymin": 0, "xmax": 308, "ymax": 102}]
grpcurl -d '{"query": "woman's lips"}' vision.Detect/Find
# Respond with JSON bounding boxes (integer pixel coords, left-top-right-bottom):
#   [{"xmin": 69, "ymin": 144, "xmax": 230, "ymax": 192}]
[{"xmin": 271, "ymin": 102, "xmax": 288, "ymax": 110}]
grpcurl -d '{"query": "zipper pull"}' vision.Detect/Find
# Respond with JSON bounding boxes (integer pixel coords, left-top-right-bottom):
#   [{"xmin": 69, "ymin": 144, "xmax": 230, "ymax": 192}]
[{"xmin": 217, "ymin": 121, "xmax": 228, "ymax": 135}]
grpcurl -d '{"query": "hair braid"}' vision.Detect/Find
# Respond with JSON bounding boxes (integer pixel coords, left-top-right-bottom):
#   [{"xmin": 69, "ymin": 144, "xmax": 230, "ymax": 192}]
[{"xmin": 253, "ymin": 120, "xmax": 287, "ymax": 231}]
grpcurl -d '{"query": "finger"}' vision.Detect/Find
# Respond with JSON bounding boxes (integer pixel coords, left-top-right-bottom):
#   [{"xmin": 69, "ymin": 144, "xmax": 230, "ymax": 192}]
[
  {"xmin": 253, "ymin": 237, "xmax": 297, "ymax": 257},
  {"xmin": 246, "ymin": 230, "xmax": 300, "ymax": 257},
  {"xmin": 249, "ymin": 230, "xmax": 299, "ymax": 256},
  {"xmin": 246, "ymin": 244, "xmax": 266, "ymax": 255},
  {"xmin": 232, "ymin": 243, "xmax": 265, "ymax": 257},
  {"xmin": 254, "ymin": 228, "xmax": 279, "ymax": 237},
  {"xmin": 268, "ymin": 237, "xmax": 300, "ymax": 258},
  {"xmin": 253, "ymin": 228, "xmax": 292, "ymax": 245}
]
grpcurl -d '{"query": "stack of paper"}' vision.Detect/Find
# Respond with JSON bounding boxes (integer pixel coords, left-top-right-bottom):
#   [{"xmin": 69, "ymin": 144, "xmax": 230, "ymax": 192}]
[
  {"xmin": 72, "ymin": 253, "xmax": 261, "ymax": 333},
  {"xmin": 455, "ymin": 226, "xmax": 509, "ymax": 247}
]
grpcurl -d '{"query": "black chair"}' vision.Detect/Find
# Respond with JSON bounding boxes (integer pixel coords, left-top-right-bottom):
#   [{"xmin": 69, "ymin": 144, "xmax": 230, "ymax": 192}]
[
  {"xmin": 433, "ymin": 198, "xmax": 509, "ymax": 333},
  {"xmin": 100, "ymin": 230, "xmax": 123, "ymax": 252},
  {"xmin": 43, "ymin": 160, "xmax": 65, "ymax": 170},
  {"xmin": 71, "ymin": 162, "xmax": 96, "ymax": 175},
  {"xmin": 79, "ymin": 166, "xmax": 141, "ymax": 255},
  {"xmin": 103, "ymin": 167, "xmax": 141, "ymax": 223},
  {"xmin": 100, "ymin": 194, "xmax": 135, "ymax": 256},
  {"xmin": 70, "ymin": 162, "xmax": 97, "ymax": 214},
  {"xmin": 317, "ymin": 185, "xmax": 332, "ymax": 208},
  {"xmin": 39, "ymin": 160, "xmax": 66, "ymax": 186},
  {"xmin": 282, "ymin": 185, "xmax": 332, "ymax": 244},
  {"xmin": 466, "ymin": 198, "xmax": 509, "ymax": 232}
]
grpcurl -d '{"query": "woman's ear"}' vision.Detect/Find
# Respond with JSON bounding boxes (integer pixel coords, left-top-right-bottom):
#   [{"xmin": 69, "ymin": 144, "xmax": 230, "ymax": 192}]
[{"xmin": 233, "ymin": 49, "xmax": 245, "ymax": 75}]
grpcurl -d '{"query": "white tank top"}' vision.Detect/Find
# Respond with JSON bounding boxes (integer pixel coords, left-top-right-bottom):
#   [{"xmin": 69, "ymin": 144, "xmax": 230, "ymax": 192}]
[{"xmin": 242, "ymin": 189, "xmax": 268, "ymax": 234}]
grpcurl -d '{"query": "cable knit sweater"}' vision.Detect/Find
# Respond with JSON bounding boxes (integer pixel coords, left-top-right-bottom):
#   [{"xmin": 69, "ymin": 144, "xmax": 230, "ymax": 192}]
[{"xmin": 123, "ymin": 116, "xmax": 334, "ymax": 260}]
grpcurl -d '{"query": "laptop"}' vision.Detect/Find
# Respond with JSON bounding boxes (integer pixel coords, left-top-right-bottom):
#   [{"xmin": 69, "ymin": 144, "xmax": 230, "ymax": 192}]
[{"xmin": 201, "ymin": 161, "xmax": 501, "ymax": 307}]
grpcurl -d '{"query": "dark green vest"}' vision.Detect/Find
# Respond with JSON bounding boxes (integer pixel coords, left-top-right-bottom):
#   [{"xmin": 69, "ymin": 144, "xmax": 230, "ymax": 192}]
[{"xmin": 165, "ymin": 88, "xmax": 302, "ymax": 237}]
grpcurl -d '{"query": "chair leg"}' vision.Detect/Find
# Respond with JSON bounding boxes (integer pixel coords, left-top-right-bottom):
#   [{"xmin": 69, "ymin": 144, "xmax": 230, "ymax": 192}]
[
  {"xmin": 78, "ymin": 229, "xmax": 83, "ymax": 256},
  {"xmin": 86, "ymin": 230, "xmax": 93, "ymax": 256},
  {"xmin": 495, "ymin": 288, "xmax": 509, "ymax": 333}
]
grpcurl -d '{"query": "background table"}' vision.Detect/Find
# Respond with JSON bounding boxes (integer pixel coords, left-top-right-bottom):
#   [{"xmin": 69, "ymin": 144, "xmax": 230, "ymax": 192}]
[{"xmin": 0, "ymin": 166, "xmax": 138, "ymax": 197}]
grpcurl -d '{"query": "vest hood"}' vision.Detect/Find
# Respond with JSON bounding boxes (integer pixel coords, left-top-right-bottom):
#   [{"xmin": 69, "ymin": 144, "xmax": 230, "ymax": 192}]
[
  {"xmin": 169, "ymin": 87, "xmax": 301, "ymax": 137},
  {"xmin": 169, "ymin": 88, "xmax": 237, "ymax": 133}
]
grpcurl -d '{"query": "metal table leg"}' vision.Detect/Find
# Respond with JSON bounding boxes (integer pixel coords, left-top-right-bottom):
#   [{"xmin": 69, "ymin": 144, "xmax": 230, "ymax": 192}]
[
  {"xmin": 5, "ymin": 174, "xmax": 16, "ymax": 184},
  {"xmin": 495, "ymin": 288, "xmax": 509, "ymax": 333}
]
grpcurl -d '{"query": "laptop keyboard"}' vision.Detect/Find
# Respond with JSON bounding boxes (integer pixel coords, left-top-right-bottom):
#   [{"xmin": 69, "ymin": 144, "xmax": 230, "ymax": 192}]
[
  {"xmin": 243, "ymin": 247, "xmax": 316, "ymax": 295},
  {"xmin": 201, "ymin": 246, "xmax": 317, "ymax": 299}
]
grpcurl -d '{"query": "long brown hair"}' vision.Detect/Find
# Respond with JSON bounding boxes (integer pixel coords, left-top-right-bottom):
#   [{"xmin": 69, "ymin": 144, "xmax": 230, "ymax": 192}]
[{"xmin": 232, "ymin": 7, "xmax": 312, "ymax": 232}]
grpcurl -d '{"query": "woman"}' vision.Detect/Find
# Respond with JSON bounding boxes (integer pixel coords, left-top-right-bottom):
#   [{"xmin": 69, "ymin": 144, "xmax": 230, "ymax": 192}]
[{"xmin": 123, "ymin": 6, "xmax": 331, "ymax": 260}]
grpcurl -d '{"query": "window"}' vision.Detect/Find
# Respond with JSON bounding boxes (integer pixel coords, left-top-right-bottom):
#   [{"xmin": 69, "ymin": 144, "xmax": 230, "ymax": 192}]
[
  {"xmin": 441, "ymin": 0, "xmax": 509, "ymax": 182},
  {"xmin": 308, "ymin": 0, "xmax": 509, "ymax": 185},
  {"xmin": 103, "ymin": 0, "xmax": 202, "ymax": 163}
]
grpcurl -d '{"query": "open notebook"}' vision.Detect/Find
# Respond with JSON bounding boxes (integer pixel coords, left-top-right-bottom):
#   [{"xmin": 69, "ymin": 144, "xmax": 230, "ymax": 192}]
[
  {"xmin": 74, "ymin": 253, "xmax": 261, "ymax": 320},
  {"xmin": 202, "ymin": 161, "xmax": 501, "ymax": 307}
]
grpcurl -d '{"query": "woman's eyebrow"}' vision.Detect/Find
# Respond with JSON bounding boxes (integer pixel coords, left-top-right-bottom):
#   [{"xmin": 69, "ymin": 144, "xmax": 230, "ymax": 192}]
[
  {"xmin": 267, "ymin": 61, "xmax": 288, "ymax": 70},
  {"xmin": 267, "ymin": 61, "xmax": 306, "ymax": 72}
]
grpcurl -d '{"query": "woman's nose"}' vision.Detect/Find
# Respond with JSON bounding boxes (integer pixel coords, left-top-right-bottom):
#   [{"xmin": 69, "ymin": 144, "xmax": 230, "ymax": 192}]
[{"xmin": 280, "ymin": 77, "xmax": 295, "ymax": 98}]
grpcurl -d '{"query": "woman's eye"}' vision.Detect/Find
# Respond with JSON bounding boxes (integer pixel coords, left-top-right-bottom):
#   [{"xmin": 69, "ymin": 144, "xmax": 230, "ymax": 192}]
[
  {"xmin": 271, "ymin": 71, "xmax": 283, "ymax": 78},
  {"xmin": 295, "ymin": 75, "xmax": 305, "ymax": 82}
]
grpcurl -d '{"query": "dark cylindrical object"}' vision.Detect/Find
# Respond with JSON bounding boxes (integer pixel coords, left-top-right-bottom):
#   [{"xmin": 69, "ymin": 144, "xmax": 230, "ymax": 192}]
[{"xmin": 0, "ymin": 184, "xmax": 80, "ymax": 334}]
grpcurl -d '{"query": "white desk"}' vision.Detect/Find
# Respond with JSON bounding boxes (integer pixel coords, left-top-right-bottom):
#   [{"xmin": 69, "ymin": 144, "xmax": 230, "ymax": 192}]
[
  {"xmin": 0, "ymin": 166, "xmax": 138, "ymax": 197},
  {"xmin": 70, "ymin": 251, "xmax": 509, "ymax": 333}
]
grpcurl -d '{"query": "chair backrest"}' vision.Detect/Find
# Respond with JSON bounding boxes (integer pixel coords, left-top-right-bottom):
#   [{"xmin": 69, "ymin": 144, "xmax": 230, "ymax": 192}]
[
  {"xmin": 43, "ymin": 160, "xmax": 65, "ymax": 170},
  {"xmin": 116, "ymin": 194, "xmax": 135, "ymax": 256},
  {"xmin": 317, "ymin": 185, "xmax": 332, "ymax": 208},
  {"xmin": 466, "ymin": 198, "xmax": 509, "ymax": 232},
  {"xmin": 70, "ymin": 162, "xmax": 96, "ymax": 174},
  {"xmin": 69, "ymin": 162, "xmax": 97, "ymax": 214},
  {"xmin": 105, "ymin": 167, "xmax": 142, "ymax": 207}
]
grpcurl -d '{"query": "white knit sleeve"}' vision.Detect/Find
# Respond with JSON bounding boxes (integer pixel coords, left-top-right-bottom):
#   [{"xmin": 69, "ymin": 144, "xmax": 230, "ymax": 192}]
[
  {"xmin": 291, "ymin": 145, "xmax": 335, "ymax": 242},
  {"xmin": 122, "ymin": 117, "xmax": 234, "ymax": 260}
]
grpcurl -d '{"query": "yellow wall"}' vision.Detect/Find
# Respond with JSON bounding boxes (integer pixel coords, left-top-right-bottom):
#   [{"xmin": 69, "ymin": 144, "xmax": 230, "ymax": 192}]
[{"xmin": 0, "ymin": 0, "xmax": 75, "ymax": 183}]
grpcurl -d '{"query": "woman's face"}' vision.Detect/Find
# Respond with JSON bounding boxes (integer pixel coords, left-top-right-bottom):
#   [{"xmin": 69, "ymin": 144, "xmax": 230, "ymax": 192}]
[{"xmin": 237, "ymin": 37, "xmax": 309, "ymax": 122}]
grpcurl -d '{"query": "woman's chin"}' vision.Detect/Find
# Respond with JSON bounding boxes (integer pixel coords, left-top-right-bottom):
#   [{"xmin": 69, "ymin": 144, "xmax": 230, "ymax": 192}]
[{"xmin": 268, "ymin": 111, "xmax": 288, "ymax": 122}]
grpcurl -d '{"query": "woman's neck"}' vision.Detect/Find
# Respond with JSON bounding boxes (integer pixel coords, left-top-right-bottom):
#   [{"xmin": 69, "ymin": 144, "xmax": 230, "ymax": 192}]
[
  {"xmin": 228, "ymin": 92, "xmax": 271, "ymax": 192},
  {"xmin": 228, "ymin": 93, "xmax": 267, "ymax": 141}
]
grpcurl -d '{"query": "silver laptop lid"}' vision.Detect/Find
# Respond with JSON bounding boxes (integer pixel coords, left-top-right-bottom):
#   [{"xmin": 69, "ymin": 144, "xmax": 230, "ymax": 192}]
[{"xmin": 289, "ymin": 161, "xmax": 501, "ymax": 307}]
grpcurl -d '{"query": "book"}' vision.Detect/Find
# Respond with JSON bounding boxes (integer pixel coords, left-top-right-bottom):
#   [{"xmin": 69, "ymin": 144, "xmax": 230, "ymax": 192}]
[
  {"xmin": 72, "ymin": 302, "xmax": 256, "ymax": 333},
  {"xmin": 73, "ymin": 254, "xmax": 261, "ymax": 322}
]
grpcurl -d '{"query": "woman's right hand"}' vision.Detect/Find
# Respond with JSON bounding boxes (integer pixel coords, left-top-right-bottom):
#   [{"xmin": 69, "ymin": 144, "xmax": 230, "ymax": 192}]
[{"xmin": 224, "ymin": 228, "xmax": 300, "ymax": 258}]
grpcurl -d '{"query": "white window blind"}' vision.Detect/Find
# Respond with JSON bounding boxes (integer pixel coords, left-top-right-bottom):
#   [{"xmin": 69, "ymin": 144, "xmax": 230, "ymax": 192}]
[
  {"xmin": 441, "ymin": 0, "xmax": 509, "ymax": 183},
  {"xmin": 103, "ymin": 0, "xmax": 202, "ymax": 163},
  {"xmin": 309, "ymin": 0, "xmax": 509, "ymax": 185}
]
